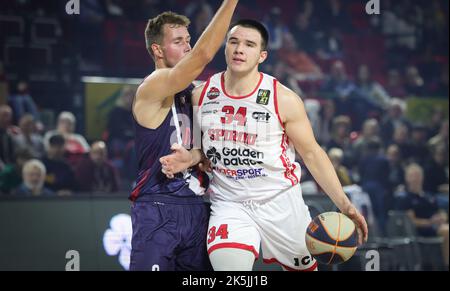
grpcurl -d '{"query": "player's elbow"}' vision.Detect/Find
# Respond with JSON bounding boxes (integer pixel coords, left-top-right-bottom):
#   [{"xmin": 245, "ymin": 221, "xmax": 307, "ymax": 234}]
[{"xmin": 299, "ymin": 144, "xmax": 323, "ymax": 163}]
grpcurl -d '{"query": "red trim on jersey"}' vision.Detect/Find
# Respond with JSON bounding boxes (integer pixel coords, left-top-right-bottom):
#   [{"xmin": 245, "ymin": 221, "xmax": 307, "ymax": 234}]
[
  {"xmin": 221, "ymin": 72, "xmax": 263, "ymax": 99},
  {"xmin": 263, "ymin": 258, "xmax": 318, "ymax": 271},
  {"xmin": 208, "ymin": 243, "xmax": 259, "ymax": 259},
  {"xmin": 197, "ymin": 167, "xmax": 204, "ymax": 188},
  {"xmin": 130, "ymin": 169, "xmax": 151, "ymax": 201},
  {"xmin": 273, "ymin": 79, "xmax": 285, "ymax": 129},
  {"xmin": 198, "ymin": 78, "xmax": 211, "ymax": 107},
  {"xmin": 279, "ymin": 134, "xmax": 299, "ymax": 186}
]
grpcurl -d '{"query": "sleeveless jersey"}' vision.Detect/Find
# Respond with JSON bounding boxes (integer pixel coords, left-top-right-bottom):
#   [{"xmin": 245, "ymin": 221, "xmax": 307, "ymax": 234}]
[
  {"xmin": 198, "ymin": 72, "xmax": 301, "ymax": 202},
  {"xmin": 130, "ymin": 84, "xmax": 208, "ymax": 202}
]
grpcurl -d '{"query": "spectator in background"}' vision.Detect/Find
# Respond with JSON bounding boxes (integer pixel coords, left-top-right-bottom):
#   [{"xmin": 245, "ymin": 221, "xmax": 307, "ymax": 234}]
[
  {"xmin": 320, "ymin": 61, "xmax": 361, "ymax": 127},
  {"xmin": 277, "ymin": 31, "xmax": 323, "ymax": 80},
  {"xmin": 380, "ymin": 98, "xmax": 409, "ymax": 145},
  {"xmin": 42, "ymin": 134, "xmax": 77, "ymax": 196},
  {"xmin": 427, "ymin": 107, "xmax": 447, "ymax": 139},
  {"xmin": 328, "ymin": 147, "xmax": 352, "ymax": 186},
  {"xmin": 389, "ymin": 123, "xmax": 413, "ymax": 163},
  {"xmin": 386, "ymin": 144, "xmax": 405, "ymax": 195},
  {"xmin": 423, "ymin": 144, "xmax": 449, "ymax": 195},
  {"xmin": 428, "ymin": 120, "xmax": 449, "ymax": 153},
  {"xmin": 106, "ymin": 86, "xmax": 134, "ymax": 167},
  {"xmin": 321, "ymin": 60, "xmax": 356, "ymax": 100},
  {"xmin": 409, "ymin": 124, "xmax": 431, "ymax": 165},
  {"xmin": 7, "ymin": 81, "xmax": 41, "ymax": 125},
  {"xmin": 316, "ymin": 27, "xmax": 343, "ymax": 60},
  {"xmin": 397, "ymin": 164, "xmax": 448, "ymax": 269},
  {"xmin": 317, "ymin": 100, "xmax": 336, "ymax": 145},
  {"xmin": 326, "ymin": 115, "xmax": 354, "ymax": 167},
  {"xmin": 13, "ymin": 159, "xmax": 54, "ymax": 197},
  {"xmin": 44, "ymin": 111, "xmax": 90, "ymax": 167},
  {"xmin": 263, "ymin": 7, "xmax": 289, "ymax": 51},
  {"xmin": 75, "ymin": 141, "xmax": 119, "ymax": 193},
  {"xmin": 353, "ymin": 118, "xmax": 381, "ymax": 162},
  {"xmin": 359, "ymin": 138, "xmax": 390, "ymax": 234},
  {"xmin": 13, "ymin": 114, "xmax": 45, "ymax": 159},
  {"xmin": 385, "ymin": 69, "xmax": 407, "ymax": 99},
  {"xmin": 405, "ymin": 66, "xmax": 425, "ymax": 96},
  {"xmin": 355, "ymin": 64, "xmax": 391, "ymax": 111},
  {"xmin": 0, "ymin": 105, "xmax": 15, "ymax": 167},
  {"xmin": 0, "ymin": 149, "xmax": 33, "ymax": 195},
  {"xmin": 290, "ymin": 12, "xmax": 317, "ymax": 55}
]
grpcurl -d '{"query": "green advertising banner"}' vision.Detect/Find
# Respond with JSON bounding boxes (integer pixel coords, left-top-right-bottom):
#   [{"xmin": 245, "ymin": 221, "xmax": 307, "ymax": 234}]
[
  {"xmin": 83, "ymin": 77, "xmax": 140, "ymax": 140},
  {"xmin": 406, "ymin": 97, "xmax": 449, "ymax": 124}
]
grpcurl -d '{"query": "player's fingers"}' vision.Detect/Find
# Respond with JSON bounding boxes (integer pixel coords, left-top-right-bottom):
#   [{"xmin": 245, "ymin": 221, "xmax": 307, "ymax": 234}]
[
  {"xmin": 356, "ymin": 225, "xmax": 363, "ymax": 246},
  {"xmin": 361, "ymin": 218, "xmax": 369, "ymax": 242},
  {"xmin": 162, "ymin": 168, "xmax": 174, "ymax": 179}
]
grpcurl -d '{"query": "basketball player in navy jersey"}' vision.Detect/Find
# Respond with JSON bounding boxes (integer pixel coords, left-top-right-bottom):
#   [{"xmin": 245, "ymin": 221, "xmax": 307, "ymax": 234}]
[{"xmin": 129, "ymin": 0, "xmax": 239, "ymax": 271}]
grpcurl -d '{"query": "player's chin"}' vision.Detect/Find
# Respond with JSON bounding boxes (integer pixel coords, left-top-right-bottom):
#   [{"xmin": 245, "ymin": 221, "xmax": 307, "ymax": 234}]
[{"xmin": 229, "ymin": 65, "xmax": 250, "ymax": 74}]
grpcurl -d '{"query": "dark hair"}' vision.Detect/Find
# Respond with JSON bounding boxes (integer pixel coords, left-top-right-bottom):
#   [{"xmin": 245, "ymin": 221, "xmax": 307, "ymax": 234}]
[
  {"xmin": 14, "ymin": 148, "xmax": 33, "ymax": 161},
  {"xmin": 49, "ymin": 134, "xmax": 65, "ymax": 147},
  {"xmin": 230, "ymin": 19, "xmax": 269, "ymax": 51},
  {"xmin": 145, "ymin": 11, "xmax": 191, "ymax": 59},
  {"xmin": 366, "ymin": 138, "xmax": 382, "ymax": 152}
]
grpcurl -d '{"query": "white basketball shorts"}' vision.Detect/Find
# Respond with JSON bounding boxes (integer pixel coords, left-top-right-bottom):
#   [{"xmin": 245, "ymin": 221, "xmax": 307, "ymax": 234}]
[{"xmin": 207, "ymin": 184, "xmax": 318, "ymax": 271}]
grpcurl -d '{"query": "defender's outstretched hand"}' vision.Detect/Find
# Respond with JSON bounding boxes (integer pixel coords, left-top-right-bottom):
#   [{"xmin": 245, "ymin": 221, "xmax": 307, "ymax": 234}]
[{"xmin": 160, "ymin": 144, "xmax": 193, "ymax": 179}]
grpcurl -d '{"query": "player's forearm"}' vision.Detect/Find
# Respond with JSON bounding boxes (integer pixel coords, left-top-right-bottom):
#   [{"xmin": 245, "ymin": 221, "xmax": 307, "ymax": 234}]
[
  {"xmin": 192, "ymin": 0, "xmax": 238, "ymax": 61},
  {"xmin": 301, "ymin": 146, "xmax": 352, "ymax": 212}
]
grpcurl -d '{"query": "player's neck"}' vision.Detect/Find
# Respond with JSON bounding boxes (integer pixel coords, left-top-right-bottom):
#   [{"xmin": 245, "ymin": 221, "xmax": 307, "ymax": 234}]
[{"xmin": 223, "ymin": 69, "xmax": 261, "ymax": 96}]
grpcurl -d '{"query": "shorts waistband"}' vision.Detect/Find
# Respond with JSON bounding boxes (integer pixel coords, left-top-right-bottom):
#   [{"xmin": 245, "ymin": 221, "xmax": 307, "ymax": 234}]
[{"xmin": 134, "ymin": 194, "xmax": 206, "ymax": 205}]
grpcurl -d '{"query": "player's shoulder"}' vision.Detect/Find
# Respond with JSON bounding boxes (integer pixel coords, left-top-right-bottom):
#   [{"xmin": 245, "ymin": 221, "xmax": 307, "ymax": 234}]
[
  {"xmin": 274, "ymin": 79, "xmax": 303, "ymax": 105},
  {"xmin": 136, "ymin": 69, "xmax": 172, "ymax": 100}
]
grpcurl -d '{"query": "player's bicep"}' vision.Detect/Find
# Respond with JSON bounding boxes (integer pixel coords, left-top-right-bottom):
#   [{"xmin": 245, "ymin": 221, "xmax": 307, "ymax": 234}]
[{"xmin": 281, "ymin": 89, "xmax": 319, "ymax": 157}]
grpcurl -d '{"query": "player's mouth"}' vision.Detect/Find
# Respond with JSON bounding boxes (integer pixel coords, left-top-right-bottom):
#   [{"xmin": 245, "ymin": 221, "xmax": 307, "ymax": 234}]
[{"xmin": 232, "ymin": 57, "xmax": 245, "ymax": 64}]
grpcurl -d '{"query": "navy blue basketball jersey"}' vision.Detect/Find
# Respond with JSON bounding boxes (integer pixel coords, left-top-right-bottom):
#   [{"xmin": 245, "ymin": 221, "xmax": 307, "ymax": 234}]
[{"xmin": 130, "ymin": 84, "xmax": 208, "ymax": 202}]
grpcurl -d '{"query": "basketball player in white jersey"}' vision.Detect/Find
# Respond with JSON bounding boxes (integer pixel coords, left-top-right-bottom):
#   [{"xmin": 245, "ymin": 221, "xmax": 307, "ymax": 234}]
[{"xmin": 160, "ymin": 19, "xmax": 368, "ymax": 271}]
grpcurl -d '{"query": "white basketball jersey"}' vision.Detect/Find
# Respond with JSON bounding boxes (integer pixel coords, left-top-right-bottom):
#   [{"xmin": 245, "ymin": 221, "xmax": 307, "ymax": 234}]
[{"xmin": 199, "ymin": 72, "xmax": 302, "ymax": 202}]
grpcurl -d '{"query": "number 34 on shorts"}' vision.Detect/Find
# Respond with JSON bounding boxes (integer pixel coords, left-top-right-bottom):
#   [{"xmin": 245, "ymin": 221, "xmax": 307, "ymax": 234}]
[{"xmin": 208, "ymin": 224, "xmax": 229, "ymax": 244}]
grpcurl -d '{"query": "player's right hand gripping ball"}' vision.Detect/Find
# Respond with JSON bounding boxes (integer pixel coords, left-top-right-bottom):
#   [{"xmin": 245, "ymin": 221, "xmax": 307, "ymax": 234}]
[{"xmin": 305, "ymin": 212, "xmax": 358, "ymax": 265}]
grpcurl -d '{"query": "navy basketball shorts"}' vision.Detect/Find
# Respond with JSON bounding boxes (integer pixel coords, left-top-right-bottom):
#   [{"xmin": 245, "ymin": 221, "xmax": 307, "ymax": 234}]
[{"xmin": 129, "ymin": 195, "xmax": 212, "ymax": 271}]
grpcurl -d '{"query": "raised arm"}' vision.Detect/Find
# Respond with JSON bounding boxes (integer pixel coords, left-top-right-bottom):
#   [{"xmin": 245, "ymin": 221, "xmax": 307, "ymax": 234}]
[
  {"xmin": 277, "ymin": 82, "xmax": 368, "ymax": 244},
  {"xmin": 139, "ymin": 0, "xmax": 239, "ymax": 103}
]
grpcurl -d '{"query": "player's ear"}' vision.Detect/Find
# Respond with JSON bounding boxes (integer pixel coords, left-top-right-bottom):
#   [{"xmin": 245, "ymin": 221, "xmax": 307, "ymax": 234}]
[
  {"xmin": 152, "ymin": 43, "xmax": 163, "ymax": 59},
  {"xmin": 258, "ymin": 50, "xmax": 268, "ymax": 64}
]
